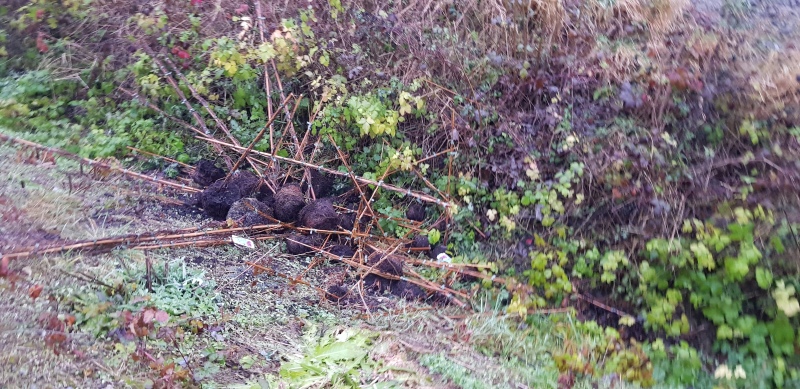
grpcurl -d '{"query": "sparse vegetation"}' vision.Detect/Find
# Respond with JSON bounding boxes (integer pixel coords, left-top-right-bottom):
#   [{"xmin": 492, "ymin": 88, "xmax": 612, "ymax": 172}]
[{"xmin": 2, "ymin": 0, "xmax": 800, "ymax": 387}]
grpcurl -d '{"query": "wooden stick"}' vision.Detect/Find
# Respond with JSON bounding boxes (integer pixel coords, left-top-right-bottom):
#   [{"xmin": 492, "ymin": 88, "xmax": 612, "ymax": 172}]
[
  {"xmin": 2, "ymin": 224, "xmax": 282, "ymax": 260},
  {"xmin": 127, "ymin": 146, "xmax": 194, "ymax": 169},
  {"xmin": 223, "ymin": 94, "xmax": 293, "ymax": 182},
  {"xmin": 326, "ymin": 134, "xmax": 386, "ymax": 235},
  {"xmin": 197, "ymin": 136, "xmax": 449, "ymax": 207},
  {"xmin": 0, "ymin": 134, "xmax": 201, "ymax": 194}
]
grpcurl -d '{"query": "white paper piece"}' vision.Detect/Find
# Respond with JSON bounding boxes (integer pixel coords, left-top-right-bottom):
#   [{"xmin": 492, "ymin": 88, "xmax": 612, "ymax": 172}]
[
  {"xmin": 231, "ymin": 235, "xmax": 255, "ymax": 249},
  {"xmin": 436, "ymin": 252, "xmax": 452, "ymax": 263}
]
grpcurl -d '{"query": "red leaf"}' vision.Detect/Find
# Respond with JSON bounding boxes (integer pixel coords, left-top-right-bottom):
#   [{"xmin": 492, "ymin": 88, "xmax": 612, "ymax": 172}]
[
  {"xmin": 36, "ymin": 32, "xmax": 49, "ymax": 53},
  {"xmin": 190, "ymin": 0, "xmax": 202, "ymax": 5},
  {"xmin": 0, "ymin": 256, "xmax": 8, "ymax": 277},
  {"xmin": 154, "ymin": 310, "xmax": 170, "ymax": 324},
  {"xmin": 64, "ymin": 315, "xmax": 76, "ymax": 327},
  {"xmin": 142, "ymin": 308, "xmax": 155, "ymax": 325},
  {"xmin": 234, "ymin": 4, "xmax": 249, "ymax": 14},
  {"xmin": 45, "ymin": 333, "xmax": 67, "ymax": 348},
  {"xmin": 29, "ymin": 284, "xmax": 43, "ymax": 300},
  {"xmin": 35, "ymin": 9, "xmax": 45, "ymax": 21}
]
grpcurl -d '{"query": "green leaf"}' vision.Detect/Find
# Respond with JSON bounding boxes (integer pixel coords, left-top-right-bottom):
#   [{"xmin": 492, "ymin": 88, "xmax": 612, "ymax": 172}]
[
  {"xmin": 427, "ymin": 229, "xmax": 441, "ymax": 245},
  {"xmin": 724, "ymin": 256, "xmax": 750, "ymax": 281},
  {"xmin": 717, "ymin": 324, "xmax": 733, "ymax": 340},
  {"xmin": 755, "ymin": 267, "xmax": 773, "ymax": 289},
  {"xmin": 702, "ymin": 306, "xmax": 725, "ymax": 325},
  {"xmin": 239, "ymin": 355, "xmax": 256, "ymax": 369},
  {"xmin": 768, "ymin": 315, "xmax": 796, "ymax": 356}
]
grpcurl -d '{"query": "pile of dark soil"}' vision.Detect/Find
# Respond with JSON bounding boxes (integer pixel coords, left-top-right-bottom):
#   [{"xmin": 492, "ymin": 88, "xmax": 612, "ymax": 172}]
[
  {"xmin": 408, "ymin": 235, "xmax": 431, "ymax": 250},
  {"xmin": 338, "ymin": 213, "xmax": 355, "ymax": 231},
  {"xmin": 306, "ymin": 170, "xmax": 334, "ymax": 198},
  {"xmin": 390, "ymin": 280, "xmax": 427, "ymax": 300},
  {"xmin": 430, "ymin": 244, "xmax": 447, "ymax": 259},
  {"xmin": 191, "ymin": 159, "xmax": 226, "ymax": 187},
  {"xmin": 226, "ymin": 198, "xmax": 274, "ymax": 227},
  {"xmin": 273, "ymin": 184, "xmax": 305, "ymax": 222},
  {"xmin": 285, "ymin": 233, "xmax": 322, "ymax": 255},
  {"xmin": 255, "ymin": 185, "xmax": 275, "ymax": 208},
  {"xmin": 327, "ymin": 244, "xmax": 355, "ymax": 258},
  {"xmin": 406, "ymin": 203, "xmax": 426, "ymax": 221},
  {"xmin": 325, "ymin": 284, "xmax": 350, "ymax": 302},
  {"xmin": 199, "ymin": 171, "xmax": 259, "ymax": 219},
  {"xmin": 364, "ymin": 253, "xmax": 404, "ymax": 292},
  {"xmin": 297, "ymin": 198, "xmax": 339, "ymax": 231}
]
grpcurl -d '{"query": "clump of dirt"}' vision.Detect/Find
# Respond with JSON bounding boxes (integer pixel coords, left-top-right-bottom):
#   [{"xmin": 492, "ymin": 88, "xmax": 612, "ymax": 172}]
[
  {"xmin": 199, "ymin": 171, "xmax": 259, "ymax": 219},
  {"xmin": 255, "ymin": 185, "xmax": 275, "ymax": 208},
  {"xmin": 273, "ymin": 184, "xmax": 305, "ymax": 222},
  {"xmin": 191, "ymin": 159, "xmax": 226, "ymax": 187},
  {"xmin": 390, "ymin": 280, "xmax": 427, "ymax": 300},
  {"xmin": 327, "ymin": 244, "xmax": 355, "ymax": 258},
  {"xmin": 429, "ymin": 244, "xmax": 447, "ymax": 259},
  {"xmin": 406, "ymin": 203, "xmax": 426, "ymax": 221},
  {"xmin": 326, "ymin": 284, "xmax": 349, "ymax": 302},
  {"xmin": 408, "ymin": 235, "xmax": 430, "ymax": 250},
  {"xmin": 338, "ymin": 213, "xmax": 355, "ymax": 231},
  {"xmin": 226, "ymin": 198, "xmax": 274, "ymax": 227},
  {"xmin": 285, "ymin": 233, "xmax": 321, "ymax": 255},
  {"xmin": 368, "ymin": 252, "xmax": 404, "ymax": 276},
  {"xmin": 307, "ymin": 170, "xmax": 334, "ymax": 198},
  {"xmin": 297, "ymin": 198, "xmax": 339, "ymax": 231},
  {"xmin": 364, "ymin": 252, "xmax": 404, "ymax": 293}
]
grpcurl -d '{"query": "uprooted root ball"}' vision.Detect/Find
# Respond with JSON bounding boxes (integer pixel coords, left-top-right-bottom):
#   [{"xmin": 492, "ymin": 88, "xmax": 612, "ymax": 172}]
[
  {"xmin": 390, "ymin": 280, "xmax": 427, "ymax": 300},
  {"xmin": 285, "ymin": 233, "xmax": 321, "ymax": 255},
  {"xmin": 409, "ymin": 235, "xmax": 431, "ymax": 250},
  {"xmin": 274, "ymin": 184, "xmax": 305, "ymax": 222},
  {"xmin": 363, "ymin": 253, "xmax": 404, "ymax": 292},
  {"xmin": 200, "ymin": 171, "xmax": 259, "ymax": 219},
  {"xmin": 367, "ymin": 252, "xmax": 404, "ymax": 276},
  {"xmin": 326, "ymin": 284, "xmax": 349, "ymax": 302},
  {"xmin": 306, "ymin": 170, "xmax": 334, "ymax": 198},
  {"xmin": 297, "ymin": 198, "xmax": 339, "ymax": 231},
  {"xmin": 192, "ymin": 159, "xmax": 226, "ymax": 187},
  {"xmin": 406, "ymin": 203, "xmax": 426, "ymax": 221},
  {"xmin": 338, "ymin": 213, "xmax": 355, "ymax": 231},
  {"xmin": 327, "ymin": 244, "xmax": 355, "ymax": 258},
  {"xmin": 255, "ymin": 184, "xmax": 275, "ymax": 208},
  {"xmin": 226, "ymin": 198, "xmax": 274, "ymax": 227}
]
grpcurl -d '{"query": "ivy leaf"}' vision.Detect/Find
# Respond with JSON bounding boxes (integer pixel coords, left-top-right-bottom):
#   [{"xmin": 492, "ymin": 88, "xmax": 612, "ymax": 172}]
[
  {"xmin": 755, "ymin": 267, "xmax": 773, "ymax": 290},
  {"xmin": 702, "ymin": 306, "xmax": 724, "ymax": 325},
  {"xmin": 619, "ymin": 315, "xmax": 636, "ymax": 327},
  {"xmin": 728, "ymin": 222, "xmax": 754, "ymax": 242},
  {"xmin": 690, "ymin": 242, "xmax": 714, "ymax": 270},
  {"xmin": 768, "ymin": 316, "xmax": 796, "ymax": 356},
  {"xmin": 724, "ymin": 256, "xmax": 750, "ymax": 282},
  {"xmin": 772, "ymin": 281, "xmax": 800, "ymax": 317},
  {"xmin": 717, "ymin": 324, "xmax": 733, "ymax": 340}
]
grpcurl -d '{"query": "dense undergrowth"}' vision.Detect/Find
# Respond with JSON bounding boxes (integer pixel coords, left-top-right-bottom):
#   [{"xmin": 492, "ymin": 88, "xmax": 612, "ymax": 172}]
[{"xmin": 2, "ymin": 0, "xmax": 800, "ymax": 387}]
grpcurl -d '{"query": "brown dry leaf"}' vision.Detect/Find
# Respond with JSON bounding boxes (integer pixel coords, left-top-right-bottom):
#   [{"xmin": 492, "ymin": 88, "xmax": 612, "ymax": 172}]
[{"xmin": 29, "ymin": 284, "xmax": 43, "ymax": 300}]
